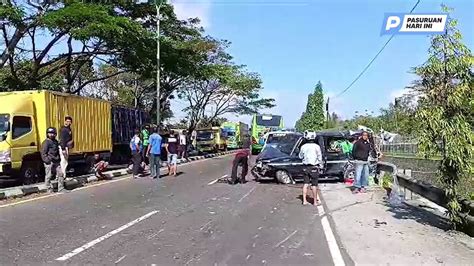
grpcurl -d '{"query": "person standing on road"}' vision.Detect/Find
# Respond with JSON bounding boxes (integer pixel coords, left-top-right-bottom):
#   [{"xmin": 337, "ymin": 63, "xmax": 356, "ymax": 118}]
[
  {"xmin": 141, "ymin": 125, "xmax": 150, "ymax": 167},
  {"xmin": 352, "ymin": 131, "xmax": 373, "ymax": 194},
  {"xmin": 165, "ymin": 130, "xmax": 179, "ymax": 176},
  {"xmin": 130, "ymin": 129, "xmax": 142, "ymax": 179},
  {"xmin": 178, "ymin": 130, "xmax": 188, "ymax": 159},
  {"xmin": 147, "ymin": 127, "xmax": 163, "ymax": 179},
  {"xmin": 299, "ymin": 133, "xmax": 323, "ymax": 206},
  {"xmin": 229, "ymin": 135, "xmax": 251, "ymax": 185},
  {"xmin": 41, "ymin": 127, "xmax": 64, "ymax": 193},
  {"xmin": 59, "ymin": 116, "xmax": 73, "ymax": 179}
]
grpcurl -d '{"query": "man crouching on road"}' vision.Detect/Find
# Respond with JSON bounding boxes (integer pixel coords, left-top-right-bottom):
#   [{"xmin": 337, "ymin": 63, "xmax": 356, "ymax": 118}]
[
  {"xmin": 41, "ymin": 127, "xmax": 64, "ymax": 193},
  {"xmin": 299, "ymin": 132, "xmax": 323, "ymax": 206},
  {"xmin": 229, "ymin": 135, "xmax": 251, "ymax": 184}
]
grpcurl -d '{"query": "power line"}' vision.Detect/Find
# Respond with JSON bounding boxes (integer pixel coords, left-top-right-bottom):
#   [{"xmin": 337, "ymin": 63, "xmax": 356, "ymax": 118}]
[{"xmin": 333, "ymin": 0, "xmax": 421, "ymax": 99}]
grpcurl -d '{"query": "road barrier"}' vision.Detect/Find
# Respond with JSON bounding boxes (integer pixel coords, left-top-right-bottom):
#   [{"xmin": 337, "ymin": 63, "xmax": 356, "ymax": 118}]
[
  {"xmin": 0, "ymin": 150, "xmax": 239, "ymax": 201},
  {"xmin": 377, "ymin": 161, "xmax": 474, "ymax": 237}
]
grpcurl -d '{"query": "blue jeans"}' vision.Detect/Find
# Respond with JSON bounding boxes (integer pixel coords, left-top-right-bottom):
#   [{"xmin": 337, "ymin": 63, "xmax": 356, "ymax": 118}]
[
  {"xmin": 150, "ymin": 154, "xmax": 161, "ymax": 177},
  {"xmin": 355, "ymin": 161, "xmax": 369, "ymax": 189}
]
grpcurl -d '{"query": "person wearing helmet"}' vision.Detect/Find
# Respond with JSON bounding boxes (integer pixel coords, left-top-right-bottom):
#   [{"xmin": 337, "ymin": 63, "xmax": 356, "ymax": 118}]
[
  {"xmin": 41, "ymin": 127, "xmax": 64, "ymax": 193},
  {"xmin": 299, "ymin": 131, "xmax": 323, "ymax": 206}
]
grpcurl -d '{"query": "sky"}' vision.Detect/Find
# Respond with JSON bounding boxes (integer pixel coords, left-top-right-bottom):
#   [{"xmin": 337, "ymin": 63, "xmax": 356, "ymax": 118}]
[{"xmin": 170, "ymin": 0, "xmax": 474, "ymax": 127}]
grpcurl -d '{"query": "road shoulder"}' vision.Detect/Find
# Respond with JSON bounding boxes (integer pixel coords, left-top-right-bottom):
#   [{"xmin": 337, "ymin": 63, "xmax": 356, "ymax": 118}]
[{"xmin": 320, "ymin": 183, "xmax": 474, "ymax": 265}]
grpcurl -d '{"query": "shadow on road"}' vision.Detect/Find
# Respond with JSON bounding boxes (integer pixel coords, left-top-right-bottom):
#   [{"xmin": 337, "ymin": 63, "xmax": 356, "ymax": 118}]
[{"xmin": 384, "ymin": 201, "xmax": 451, "ymax": 231}]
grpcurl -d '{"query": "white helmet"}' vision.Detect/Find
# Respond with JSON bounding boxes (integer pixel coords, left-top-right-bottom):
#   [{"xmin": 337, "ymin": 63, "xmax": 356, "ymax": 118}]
[{"xmin": 304, "ymin": 131, "xmax": 317, "ymax": 140}]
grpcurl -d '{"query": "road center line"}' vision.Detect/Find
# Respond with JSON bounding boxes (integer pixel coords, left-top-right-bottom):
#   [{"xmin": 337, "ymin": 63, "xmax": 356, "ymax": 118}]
[
  {"xmin": 55, "ymin": 210, "xmax": 159, "ymax": 261},
  {"xmin": 208, "ymin": 175, "xmax": 228, "ymax": 185},
  {"xmin": 238, "ymin": 186, "xmax": 256, "ymax": 203}
]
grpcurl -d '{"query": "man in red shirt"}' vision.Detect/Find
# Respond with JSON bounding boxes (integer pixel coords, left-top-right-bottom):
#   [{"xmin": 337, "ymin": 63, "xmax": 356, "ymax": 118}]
[{"xmin": 229, "ymin": 135, "xmax": 251, "ymax": 184}]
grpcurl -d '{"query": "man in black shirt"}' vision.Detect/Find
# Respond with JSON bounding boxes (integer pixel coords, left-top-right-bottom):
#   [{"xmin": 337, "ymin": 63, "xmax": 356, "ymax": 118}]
[
  {"xmin": 41, "ymin": 127, "xmax": 64, "ymax": 192},
  {"xmin": 165, "ymin": 130, "xmax": 179, "ymax": 176},
  {"xmin": 59, "ymin": 116, "xmax": 73, "ymax": 179},
  {"xmin": 352, "ymin": 131, "xmax": 373, "ymax": 194}
]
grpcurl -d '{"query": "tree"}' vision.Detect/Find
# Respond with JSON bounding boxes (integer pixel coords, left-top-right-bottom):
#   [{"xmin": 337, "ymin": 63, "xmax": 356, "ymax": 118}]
[
  {"xmin": 295, "ymin": 81, "xmax": 325, "ymax": 131},
  {"xmin": 326, "ymin": 112, "xmax": 341, "ymax": 129},
  {"xmin": 413, "ymin": 6, "xmax": 474, "ymax": 227},
  {"xmin": 177, "ymin": 45, "xmax": 274, "ymax": 134},
  {"xmin": 0, "ymin": 1, "xmax": 155, "ymax": 92}
]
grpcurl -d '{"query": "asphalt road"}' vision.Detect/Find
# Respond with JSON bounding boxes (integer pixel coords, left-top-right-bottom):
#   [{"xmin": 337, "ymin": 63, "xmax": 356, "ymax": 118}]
[{"xmin": 0, "ymin": 154, "xmax": 347, "ymax": 265}]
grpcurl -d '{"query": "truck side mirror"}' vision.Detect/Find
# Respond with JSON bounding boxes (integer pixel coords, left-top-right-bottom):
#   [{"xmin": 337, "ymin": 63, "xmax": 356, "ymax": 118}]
[{"xmin": 3, "ymin": 121, "xmax": 10, "ymax": 132}]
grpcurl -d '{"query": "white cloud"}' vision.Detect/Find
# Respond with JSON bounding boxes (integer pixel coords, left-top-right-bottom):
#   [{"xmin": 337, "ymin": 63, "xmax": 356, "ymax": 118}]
[{"xmin": 171, "ymin": 0, "xmax": 212, "ymax": 28}]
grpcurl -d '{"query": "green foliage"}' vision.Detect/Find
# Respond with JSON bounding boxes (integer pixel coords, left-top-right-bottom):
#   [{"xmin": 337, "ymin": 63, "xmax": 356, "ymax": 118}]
[
  {"xmin": 413, "ymin": 6, "xmax": 474, "ymax": 227},
  {"xmin": 295, "ymin": 81, "xmax": 325, "ymax": 132}
]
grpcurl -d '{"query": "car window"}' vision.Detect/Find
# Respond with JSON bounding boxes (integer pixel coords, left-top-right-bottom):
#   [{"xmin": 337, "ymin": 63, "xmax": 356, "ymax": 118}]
[
  {"xmin": 12, "ymin": 116, "xmax": 32, "ymax": 139},
  {"xmin": 324, "ymin": 136, "xmax": 347, "ymax": 160}
]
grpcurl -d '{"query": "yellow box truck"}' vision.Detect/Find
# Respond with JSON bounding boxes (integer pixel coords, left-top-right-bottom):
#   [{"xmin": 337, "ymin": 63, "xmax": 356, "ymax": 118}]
[
  {"xmin": 0, "ymin": 90, "xmax": 149, "ymax": 184},
  {"xmin": 195, "ymin": 127, "xmax": 227, "ymax": 153}
]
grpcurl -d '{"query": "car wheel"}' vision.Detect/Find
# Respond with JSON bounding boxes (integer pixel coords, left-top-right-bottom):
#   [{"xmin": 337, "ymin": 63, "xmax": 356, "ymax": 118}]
[{"xmin": 276, "ymin": 170, "xmax": 293, "ymax": 184}]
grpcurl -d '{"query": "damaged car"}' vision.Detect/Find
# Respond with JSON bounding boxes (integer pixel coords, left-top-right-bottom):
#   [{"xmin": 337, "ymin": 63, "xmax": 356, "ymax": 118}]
[{"xmin": 252, "ymin": 130, "xmax": 352, "ymax": 184}]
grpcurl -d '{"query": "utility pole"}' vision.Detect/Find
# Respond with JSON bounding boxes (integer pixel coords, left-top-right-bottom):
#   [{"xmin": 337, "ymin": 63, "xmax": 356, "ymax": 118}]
[
  {"xmin": 156, "ymin": 0, "xmax": 164, "ymax": 126},
  {"xmin": 326, "ymin": 98, "xmax": 330, "ymax": 128}
]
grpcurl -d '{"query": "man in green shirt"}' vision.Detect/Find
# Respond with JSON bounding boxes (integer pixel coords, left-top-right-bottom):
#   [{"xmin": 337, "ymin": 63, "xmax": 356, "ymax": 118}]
[{"xmin": 141, "ymin": 125, "xmax": 150, "ymax": 166}]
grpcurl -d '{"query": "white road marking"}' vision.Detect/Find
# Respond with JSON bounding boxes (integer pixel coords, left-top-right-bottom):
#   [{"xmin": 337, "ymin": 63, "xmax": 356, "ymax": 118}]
[
  {"xmin": 208, "ymin": 175, "xmax": 227, "ymax": 185},
  {"xmin": 238, "ymin": 186, "xmax": 256, "ymax": 203},
  {"xmin": 317, "ymin": 204, "xmax": 325, "ymax": 216},
  {"xmin": 114, "ymin": 255, "xmax": 127, "ymax": 264},
  {"xmin": 55, "ymin": 210, "xmax": 159, "ymax": 261},
  {"xmin": 318, "ymin": 202, "xmax": 345, "ymax": 266},
  {"xmin": 274, "ymin": 230, "xmax": 298, "ymax": 248}
]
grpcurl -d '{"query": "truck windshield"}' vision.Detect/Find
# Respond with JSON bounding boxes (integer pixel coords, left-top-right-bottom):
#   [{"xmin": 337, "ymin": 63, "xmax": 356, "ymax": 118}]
[
  {"xmin": 0, "ymin": 114, "xmax": 9, "ymax": 137},
  {"xmin": 226, "ymin": 131, "xmax": 236, "ymax": 137},
  {"xmin": 196, "ymin": 131, "xmax": 214, "ymax": 141}
]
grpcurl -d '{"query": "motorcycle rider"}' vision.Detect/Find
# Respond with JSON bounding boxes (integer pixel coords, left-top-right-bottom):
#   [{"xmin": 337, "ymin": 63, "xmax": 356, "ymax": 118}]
[{"xmin": 300, "ymin": 131, "xmax": 323, "ymax": 206}]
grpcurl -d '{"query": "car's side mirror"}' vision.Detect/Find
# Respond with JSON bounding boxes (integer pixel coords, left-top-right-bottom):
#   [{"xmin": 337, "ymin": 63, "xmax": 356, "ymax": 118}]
[{"xmin": 3, "ymin": 121, "xmax": 10, "ymax": 132}]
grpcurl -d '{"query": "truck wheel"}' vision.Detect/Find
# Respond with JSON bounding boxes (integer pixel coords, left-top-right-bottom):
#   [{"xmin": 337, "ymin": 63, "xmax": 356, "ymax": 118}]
[{"xmin": 21, "ymin": 162, "xmax": 39, "ymax": 185}]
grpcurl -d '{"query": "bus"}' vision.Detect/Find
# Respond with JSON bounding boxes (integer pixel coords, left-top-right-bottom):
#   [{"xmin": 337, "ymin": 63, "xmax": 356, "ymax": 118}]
[{"xmin": 251, "ymin": 114, "xmax": 284, "ymax": 154}]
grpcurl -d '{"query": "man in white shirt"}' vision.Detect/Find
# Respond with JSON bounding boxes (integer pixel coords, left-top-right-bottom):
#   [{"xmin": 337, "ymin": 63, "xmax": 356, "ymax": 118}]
[
  {"xmin": 178, "ymin": 130, "xmax": 187, "ymax": 159},
  {"xmin": 299, "ymin": 135, "xmax": 323, "ymax": 206}
]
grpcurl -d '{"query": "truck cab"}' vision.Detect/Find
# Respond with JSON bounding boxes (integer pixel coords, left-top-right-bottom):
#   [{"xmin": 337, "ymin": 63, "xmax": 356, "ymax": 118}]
[
  {"xmin": 196, "ymin": 127, "xmax": 227, "ymax": 153},
  {"xmin": 0, "ymin": 98, "xmax": 40, "ymax": 183}
]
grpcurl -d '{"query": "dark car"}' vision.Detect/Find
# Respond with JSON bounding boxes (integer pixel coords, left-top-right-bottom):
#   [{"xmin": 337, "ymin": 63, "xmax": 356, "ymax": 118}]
[{"xmin": 252, "ymin": 130, "xmax": 352, "ymax": 184}]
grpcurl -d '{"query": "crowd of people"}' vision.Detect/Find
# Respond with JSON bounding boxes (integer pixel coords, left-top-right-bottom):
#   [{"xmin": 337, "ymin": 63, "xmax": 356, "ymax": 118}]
[
  {"xmin": 40, "ymin": 118, "xmax": 191, "ymax": 192},
  {"xmin": 129, "ymin": 126, "xmax": 189, "ymax": 179},
  {"xmin": 40, "ymin": 117, "xmax": 378, "ymax": 204}
]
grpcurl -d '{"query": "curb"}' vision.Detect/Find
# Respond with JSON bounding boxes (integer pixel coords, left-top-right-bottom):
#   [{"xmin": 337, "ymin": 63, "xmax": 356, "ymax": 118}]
[{"xmin": 0, "ymin": 150, "xmax": 238, "ymax": 201}]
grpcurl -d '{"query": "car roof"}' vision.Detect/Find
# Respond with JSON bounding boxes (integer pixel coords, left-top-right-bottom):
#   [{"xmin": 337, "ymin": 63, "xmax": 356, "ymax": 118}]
[
  {"xmin": 315, "ymin": 130, "xmax": 350, "ymax": 137},
  {"xmin": 267, "ymin": 131, "xmax": 299, "ymax": 135}
]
